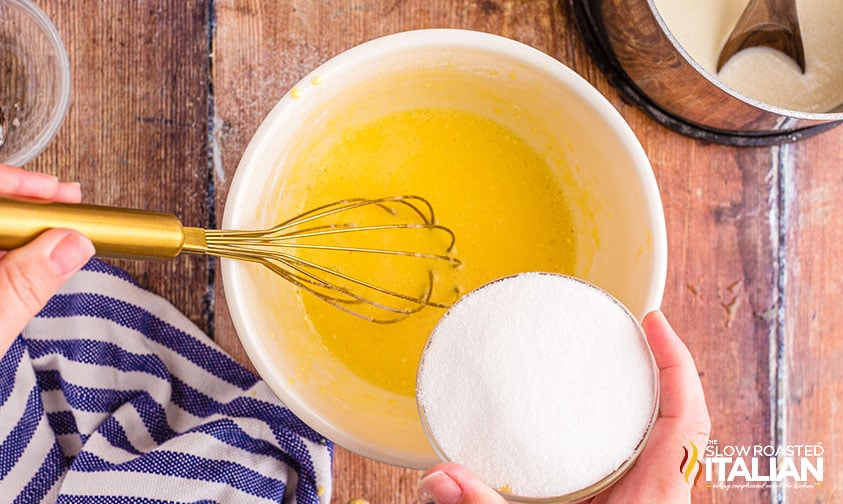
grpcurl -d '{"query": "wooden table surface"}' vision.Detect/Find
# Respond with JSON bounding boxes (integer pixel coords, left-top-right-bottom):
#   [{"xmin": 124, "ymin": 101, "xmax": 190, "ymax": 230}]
[{"xmin": 28, "ymin": 1, "xmax": 842, "ymax": 503}]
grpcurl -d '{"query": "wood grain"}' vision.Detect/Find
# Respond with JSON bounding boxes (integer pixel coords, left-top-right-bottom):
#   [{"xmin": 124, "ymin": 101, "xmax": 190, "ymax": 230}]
[
  {"xmin": 652, "ymin": 140, "xmax": 778, "ymax": 503},
  {"xmin": 34, "ymin": 0, "xmax": 212, "ymax": 334},
  {"xmin": 34, "ymin": 0, "xmax": 843, "ymax": 502},
  {"xmin": 529, "ymin": 3, "xmax": 780, "ymax": 501},
  {"xmin": 783, "ymin": 131, "xmax": 843, "ymax": 503}
]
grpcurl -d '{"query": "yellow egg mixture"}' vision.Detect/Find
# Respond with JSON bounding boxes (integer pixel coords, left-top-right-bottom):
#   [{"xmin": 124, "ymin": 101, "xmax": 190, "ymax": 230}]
[{"xmin": 288, "ymin": 107, "xmax": 577, "ymax": 397}]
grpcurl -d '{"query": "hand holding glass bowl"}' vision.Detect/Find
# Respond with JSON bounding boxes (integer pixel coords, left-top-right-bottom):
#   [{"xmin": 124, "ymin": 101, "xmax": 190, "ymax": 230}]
[{"xmin": 418, "ymin": 307, "xmax": 711, "ymax": 504}]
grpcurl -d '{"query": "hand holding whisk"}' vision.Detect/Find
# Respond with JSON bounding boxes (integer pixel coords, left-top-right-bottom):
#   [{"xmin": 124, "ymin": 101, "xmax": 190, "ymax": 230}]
[{"xmin": 0, "ymin": 195, "xmax": 462, "ymax": 323}]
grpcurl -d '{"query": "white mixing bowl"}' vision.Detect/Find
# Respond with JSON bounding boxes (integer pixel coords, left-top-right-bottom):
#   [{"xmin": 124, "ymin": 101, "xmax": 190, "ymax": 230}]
[{"xmin": 222, "ymin": 29, "xmax": 667, "ymax": 469}]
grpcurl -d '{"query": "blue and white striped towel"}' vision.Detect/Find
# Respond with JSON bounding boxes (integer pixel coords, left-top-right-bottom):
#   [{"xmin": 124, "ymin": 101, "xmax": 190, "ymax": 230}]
[{"xmin": 0, "ymin": 259, "xmax": 333, "ymax": 503}]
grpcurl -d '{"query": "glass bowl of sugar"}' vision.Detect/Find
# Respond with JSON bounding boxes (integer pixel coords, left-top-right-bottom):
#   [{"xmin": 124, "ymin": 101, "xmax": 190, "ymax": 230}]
[
  {"xmin": 417, "ymin": 272, "xmax": 659, "ymax": 502},
  {"xmin": 0, "ymin": 0, "xmax": 71, "ymax": 166}
]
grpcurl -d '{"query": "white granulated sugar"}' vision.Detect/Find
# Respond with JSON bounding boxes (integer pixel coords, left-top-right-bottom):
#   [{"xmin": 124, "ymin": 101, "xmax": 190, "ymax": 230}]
[{"xmin": 417, "ymin": 273, "xmax": 657, "ymax": 498}]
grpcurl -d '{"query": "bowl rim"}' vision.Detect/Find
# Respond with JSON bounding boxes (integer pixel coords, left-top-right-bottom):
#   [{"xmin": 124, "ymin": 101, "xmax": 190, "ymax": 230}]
[
  {"xmin": 221, "ymin": 28, "xmax": 668, "ymax": 468},
  {"xmin": 416, "ymin": 272, "xmax": 661, "ymax": 502},
  {"xmin": 1, "ymin": 0, "xmax": 71, "ymax": 166}
]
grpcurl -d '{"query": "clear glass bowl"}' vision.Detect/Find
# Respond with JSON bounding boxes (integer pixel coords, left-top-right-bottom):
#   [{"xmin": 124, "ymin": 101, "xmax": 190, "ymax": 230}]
[
  {"xmin": 0, "ymin": 0, "xmax": 70, "ymax": 166},
  {"xmin": 417, "ymin": 273, "xmax": 660, "ymax": 502}
]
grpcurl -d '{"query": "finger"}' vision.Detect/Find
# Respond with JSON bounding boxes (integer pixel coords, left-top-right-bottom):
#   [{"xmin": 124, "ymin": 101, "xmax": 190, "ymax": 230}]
[
  {"xmin": 594, "ymin": 311, "xmax": 710, "ymax": 503},
  {"xmin": 53, "ymin": 181, "xmax": 83, "ymax": 203},
  {"xmin": 0, "ymin": 164, "xmax": 59, "ymax": 198},
  {"xmin": 643, "ymin": 310, "xmax": 709, "ymax": 426},
  {"xmin": 420, "ymin": 463, "xmax": 508, "ymax": 504},
  {"xmin": 0, "ymin": 229, "xmax": 95, "ymax": 357},
  {"xmin": 0, "ymin": 164, "xmax": 81, "ymax": 202}
]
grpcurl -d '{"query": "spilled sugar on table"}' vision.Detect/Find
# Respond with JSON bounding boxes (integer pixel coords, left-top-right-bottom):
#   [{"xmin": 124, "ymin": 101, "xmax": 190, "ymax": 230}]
[{"xmin": 29, "ymin": 1, "xmax": 843, "ymax": 502}]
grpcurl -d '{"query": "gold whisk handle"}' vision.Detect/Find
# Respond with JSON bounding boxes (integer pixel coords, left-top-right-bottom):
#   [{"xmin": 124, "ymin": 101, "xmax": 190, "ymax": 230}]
[{"xmin": 0, "ymin": 197, "xmax": 205, "ymax": 261}]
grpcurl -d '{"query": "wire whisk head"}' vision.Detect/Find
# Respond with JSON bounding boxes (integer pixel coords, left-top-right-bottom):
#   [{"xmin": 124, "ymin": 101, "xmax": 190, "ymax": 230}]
[{"xmin": 206, "ymin": 195, "xmax": 462, "ymax": 323}]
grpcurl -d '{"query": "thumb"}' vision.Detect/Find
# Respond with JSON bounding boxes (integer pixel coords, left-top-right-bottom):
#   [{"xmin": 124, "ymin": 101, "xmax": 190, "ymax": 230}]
[
  {"xmin": 0, "ymin": 229, "xmax": 95, "ymax": 351},
  {"xmin": 420, "ymin": 463, "xmax": 508, "ymax": 504}
]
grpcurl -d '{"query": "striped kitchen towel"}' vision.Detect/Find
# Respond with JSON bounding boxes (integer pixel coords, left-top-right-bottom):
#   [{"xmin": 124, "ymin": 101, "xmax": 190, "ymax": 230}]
[{"xmin": 0, "ymin": 259, "xmax": 333, "ymax": 503}]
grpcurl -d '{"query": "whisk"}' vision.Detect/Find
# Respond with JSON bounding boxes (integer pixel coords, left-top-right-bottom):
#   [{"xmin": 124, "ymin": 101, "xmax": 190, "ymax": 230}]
[{"xmin": 0, "ymin": 195, "xmax": 461, "ymax": 323}]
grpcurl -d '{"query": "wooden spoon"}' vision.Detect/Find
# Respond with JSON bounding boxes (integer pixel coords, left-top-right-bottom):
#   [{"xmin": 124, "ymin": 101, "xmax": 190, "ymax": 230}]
[{"xmin": 717, "ymin": 0, "xmax": 805, "ymax": 73}]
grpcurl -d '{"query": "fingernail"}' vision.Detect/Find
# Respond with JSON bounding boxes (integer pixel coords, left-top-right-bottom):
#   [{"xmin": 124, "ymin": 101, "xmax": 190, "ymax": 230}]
[
  {"xmin": 66, "ymin": 182, "xmax": 82, "ymax": 199},
  {"xmin": 49, "ymin": 232, "xmax": 95, "ymax": 275},
  {"xmin": 419, "ymin": 471, "xmax": 462, "ymax": 504}
]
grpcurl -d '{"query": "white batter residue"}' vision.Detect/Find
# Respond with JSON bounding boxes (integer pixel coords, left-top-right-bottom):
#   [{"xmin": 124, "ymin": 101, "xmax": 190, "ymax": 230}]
[{"xmin": 653, "ymin": 0, "xmax": 843, "ymax": 113}]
